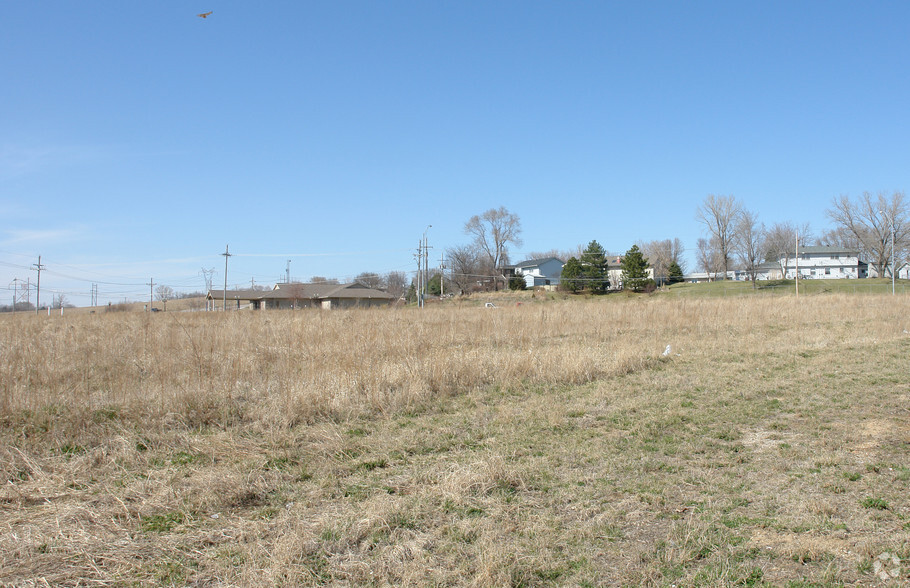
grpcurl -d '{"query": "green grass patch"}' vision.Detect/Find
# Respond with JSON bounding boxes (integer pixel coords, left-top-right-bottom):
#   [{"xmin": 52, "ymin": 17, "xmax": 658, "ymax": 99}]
[
  {"xmin": 860, "ymin": 497, "xmax": 889, "ymax": 510},
  {"xmin": 140, "ymin": 511, "xmax": 187, "ymax": 533}
]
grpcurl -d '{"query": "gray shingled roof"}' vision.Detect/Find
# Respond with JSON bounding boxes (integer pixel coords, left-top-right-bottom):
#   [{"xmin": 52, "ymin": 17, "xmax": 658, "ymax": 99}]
[
  {"xmin": 208, "ymin": 283, "xmax": 394, "ymax": 301},
  {"xmin": 514, "ymin": 257, "xmax": 564, "ymax": 268},
  {"xmin": 797, "ymin": 245, "xmax": 860, "ymax": 255},
  {"xmin": 206, "ymin": 289, "xmax": 264, "ymax": 300}
]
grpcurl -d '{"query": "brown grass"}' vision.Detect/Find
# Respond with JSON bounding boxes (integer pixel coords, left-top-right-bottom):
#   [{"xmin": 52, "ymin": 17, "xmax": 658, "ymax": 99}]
[{"xmin": 1, "ymin": 292, "xmax": 909, "ymax": 585}]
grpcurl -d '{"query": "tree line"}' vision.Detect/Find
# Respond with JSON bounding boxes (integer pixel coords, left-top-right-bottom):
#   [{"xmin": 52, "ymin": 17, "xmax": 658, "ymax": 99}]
[
  {"xmin": 343, "ymin": 190, "xmax": 909, "ymax": 301},
  {"xmin": 695, "ymin": 191, "xmax": 908, "ymax": 285}
]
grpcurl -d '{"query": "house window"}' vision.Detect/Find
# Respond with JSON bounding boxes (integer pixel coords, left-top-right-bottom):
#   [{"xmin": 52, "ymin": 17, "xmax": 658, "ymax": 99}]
[{"xmin": 825, "ymin": 268, "xmax": 831, "ymax": 275}]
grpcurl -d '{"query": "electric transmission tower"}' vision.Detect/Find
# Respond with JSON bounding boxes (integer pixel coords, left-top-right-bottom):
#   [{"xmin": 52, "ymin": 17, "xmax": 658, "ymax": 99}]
[
  {"xmin": 200, "ymin": 267, "xmax": 215, "ymax": 293},
  {"xmin": 8, "ymin": 279, "xmax": 25, "ymax": 312}
]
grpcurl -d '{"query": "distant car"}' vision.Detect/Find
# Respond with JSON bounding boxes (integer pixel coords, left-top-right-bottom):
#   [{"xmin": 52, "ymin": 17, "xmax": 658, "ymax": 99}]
[{"xmin": 151, "ymin": 307, "xmax": 162, "ymax": 312}]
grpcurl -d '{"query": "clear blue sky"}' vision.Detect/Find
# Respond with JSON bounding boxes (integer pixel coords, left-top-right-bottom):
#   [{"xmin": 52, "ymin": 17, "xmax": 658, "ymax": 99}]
[{"xmin": 3, "ymin": 1, "xmax": 909, "ymax": 306}]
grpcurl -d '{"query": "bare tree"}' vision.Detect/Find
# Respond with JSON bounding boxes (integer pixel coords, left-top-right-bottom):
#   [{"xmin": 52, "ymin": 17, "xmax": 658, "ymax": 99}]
[
  {"xmin": 446, "ymin": 244, "xmax": 489, "ymax": 293},
  {"xmin": 696, "ymin": 237, "xmax": 724, "ymax": 280},
  {"xmin": 826, "ymin": 191, "xmax": 909, "ymax": 277},
  {"xmin": 464, "ymin": 207, "xmax": 522, "ymax": 289},
  {"xmin": 734, "ymin": 209, "xmax": 765, "ymax": 287},
  {"xmin": 696, "ymin": 195, "xmax": 742, "ymax": 277},
  {"xmin": 383, "ymin": 271, "xmax": 408, "ymax": 299},
  {"xmin": 311, "ymin": 276, "xmax": 339, "ymax": 285},
  {"xmin": 818, "ymin": 226, "xmax": 861, "ymax": 250},
  {"xmin": 52, "ymin": 293, "xmax": 69, "ymax": 309},
  {"xmin": 354, "ymin": 272, "xmax": 383, "ymax": 289},
  {"xmin": 155, "ymin": 285, "xmax": 175, "ymax": 302},
  {"xmin": 639, "ymin": 238, "xmax": 685, "ymax": 285},
  {"xmin": 764, "ymin": 222, "xmax": 812, "ymax": 279},
  {"xmin": 153, "ymin": 285, "xmax": 175, "ymax": 311}
]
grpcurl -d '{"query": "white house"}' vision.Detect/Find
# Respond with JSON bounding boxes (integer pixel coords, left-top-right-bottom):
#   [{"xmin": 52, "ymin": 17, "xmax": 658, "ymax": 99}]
[
  {"xmin": 510, "ymin": 257, "xmax": 564, "ymax": 288},
  {"xmin": 751, "ymin": 246, "xmax": 867, "ymax": 280},
  {"xmin": 683, "ymin": 270, "xmax": 749, "ymax": 283},
  {"xmin": 606, "ymin": 258, "xmax": 655, "ymax": 290},
  {"xmin": 867, "ymin": 261, "xmax": 908, "ymax": 279}
]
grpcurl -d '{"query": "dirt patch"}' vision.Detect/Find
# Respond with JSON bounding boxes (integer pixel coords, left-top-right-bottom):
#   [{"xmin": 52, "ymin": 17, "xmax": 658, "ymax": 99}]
[
  {"xmin": 742, "ymin": 429, "xmax": 794, "ymax": 451},
  {"xmin": 851, "ymin": 418, "xmax": 895, "ymax": 455}
]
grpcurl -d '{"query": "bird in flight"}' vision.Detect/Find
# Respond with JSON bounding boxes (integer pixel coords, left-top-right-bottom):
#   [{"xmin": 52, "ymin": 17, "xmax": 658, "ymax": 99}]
[{"xmin": 197, "ymin": 11, "xmax": 213, "ymax": 18}]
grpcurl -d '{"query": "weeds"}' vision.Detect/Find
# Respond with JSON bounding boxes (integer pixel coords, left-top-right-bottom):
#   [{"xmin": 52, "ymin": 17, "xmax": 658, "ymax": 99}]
[{"xmin": 1, "ymin": 294, "xmax": 908, "ymax": 585}]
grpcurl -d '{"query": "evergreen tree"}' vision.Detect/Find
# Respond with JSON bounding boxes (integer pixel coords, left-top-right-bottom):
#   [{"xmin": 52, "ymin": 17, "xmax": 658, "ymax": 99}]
[
  {"xmin": 667, "ymin": 261, "xmax": 684, "ymax": 284},
  {"xmin": 560, "ymin": 257, "xmax": 583, "ymax": 293},
  {"xmin": 427, "ymin": 273, "xmax": 443, "ymax": 296},
  {"xmin": 580, "ymin": 240, "xmax": 609, "ymax": 294},
  {"xmin": 508, "ymin": 276, "xmax": 527, "ymax": 290},
  {"xmin": 621, "ymin": 244, "xmax": 652, "ymax": 292}
]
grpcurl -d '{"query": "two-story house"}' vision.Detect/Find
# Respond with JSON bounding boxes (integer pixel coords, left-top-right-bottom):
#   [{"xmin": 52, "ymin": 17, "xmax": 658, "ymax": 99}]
[
  {"xmin": 509, "ymin": 257, "xmax": 564, "ymax": 288},
  {"xmin": 757, "ymin": 246, "xmax": 868, "ymax": 280}
]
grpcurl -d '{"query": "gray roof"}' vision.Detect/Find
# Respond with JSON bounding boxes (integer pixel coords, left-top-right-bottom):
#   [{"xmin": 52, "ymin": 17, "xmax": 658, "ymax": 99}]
[
  {"xmin": 270, "ymin": 282, "xmax": 394, "ymax": 300},
  {"xmin": 514, "ymin": 257, "xmax": 564, "ymax": 268},
  {"xmin": 206, "ymin": 289, "xmax": 264, "ymax": 300},
  {"xmin": 797, "ymin": 245, "xmax": 860, "ymax": 255},
  {"xmin": 207, "ymin": 282, "xmax": 394, "ymax": 301}
]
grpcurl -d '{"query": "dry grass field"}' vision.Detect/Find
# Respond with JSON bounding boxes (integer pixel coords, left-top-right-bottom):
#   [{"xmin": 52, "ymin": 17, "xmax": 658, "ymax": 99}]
[{"xmin": 1, "ymin": 292, "xmax": 908, "ymax": 586}]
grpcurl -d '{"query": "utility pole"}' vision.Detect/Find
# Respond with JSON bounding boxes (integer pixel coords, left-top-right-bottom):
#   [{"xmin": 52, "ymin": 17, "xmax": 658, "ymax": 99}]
[
  {"xmin": 877, "ymin": 209, "xmax": 896, "ymax": 294},
  {"xmin": 147, "ymin": 278, "xmax": 155, "ymax": 311},
  {"xmin": 892, "ymin": 217, "xmax": 896, "ymax": 295},
  {"xmin": 32, "ymin": 256, "xmax": 45, "ymax": 315},
  {"xmin": 439, "ymin": 253, "xmax": 446, "ymax": 297},
  {"xmin": 415, "ymin": 244, "xmax": 422, "ymax": 308},
  {"xmin": 286, "ymin": 259, "xmax": 291, "ymax": 284},
  {"xmin": 795, "ymin": 229, "xmax": 799, "ymax": 299},
  {"xmin": 422, "ymin": 225, "xmax": 432, "ymax": 306},
  {"xmin": 91, "ymin": 283, "xmax": 98, "ymax": 307},
  {"xmin": 221, "ymin": 245, "xmax": 232, "ymax": 311}
]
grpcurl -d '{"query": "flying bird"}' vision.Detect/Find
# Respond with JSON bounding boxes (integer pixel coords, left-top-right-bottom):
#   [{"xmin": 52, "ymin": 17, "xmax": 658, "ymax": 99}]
[{"xmin": 197, "ymin": 11, "xmax": 213, "ymax": 18}]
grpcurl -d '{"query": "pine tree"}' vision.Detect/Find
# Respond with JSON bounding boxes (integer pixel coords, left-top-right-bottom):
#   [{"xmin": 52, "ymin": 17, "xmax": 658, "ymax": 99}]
[
  {"xmin": 579, "ymin": 240, "xmax": 609, "ymax": 294},
  {"xmin": 560, "ymin": 257, "xmax": 583, "ymax": 293},
  {"xmin": 621, "ymin": 245, "xmax": 652, "ymax": 292},
  {"xmin": 667, "ymin": 261, "xmax": 684, "ymax": 284}
]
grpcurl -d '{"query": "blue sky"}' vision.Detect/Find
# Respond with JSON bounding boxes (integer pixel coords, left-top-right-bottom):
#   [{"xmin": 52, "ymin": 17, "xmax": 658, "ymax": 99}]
[{"xmin": 3, "ymin": 1, "xmax": 910, "ymax": 305}]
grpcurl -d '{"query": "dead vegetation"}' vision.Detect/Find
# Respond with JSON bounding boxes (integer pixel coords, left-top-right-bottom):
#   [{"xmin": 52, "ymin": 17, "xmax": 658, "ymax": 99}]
[{"xmin": 1, "ymin": 294, "xmax": 908, "ymax": 585}]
